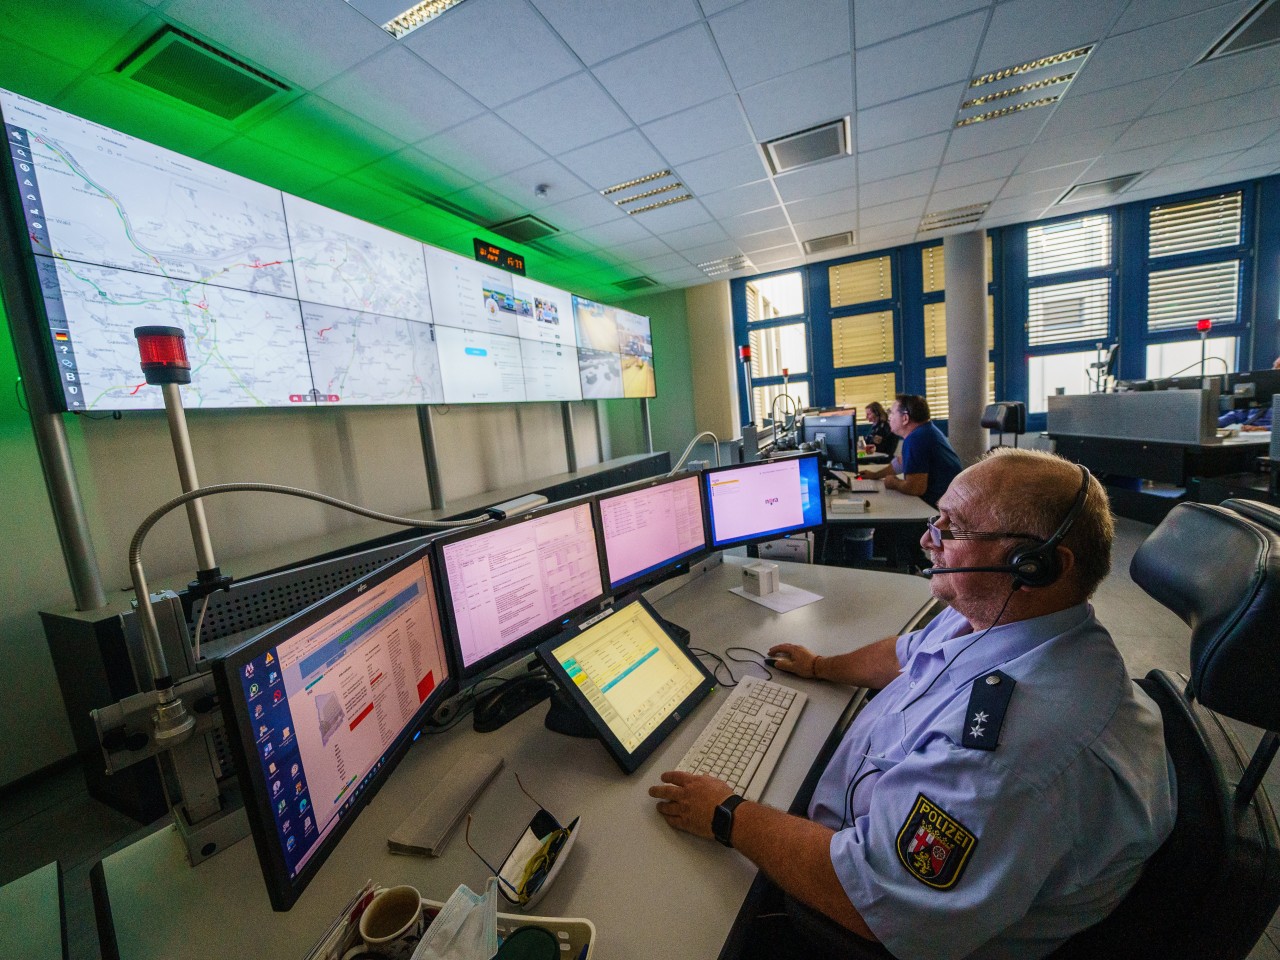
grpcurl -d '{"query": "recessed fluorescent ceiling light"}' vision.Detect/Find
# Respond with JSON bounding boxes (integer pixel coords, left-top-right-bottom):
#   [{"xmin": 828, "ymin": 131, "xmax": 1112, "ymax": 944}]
[
  {"xmin": 956, "ymin": 46, "xmax": 1092, "ymax": 127},
  {"xmin": 601, "ymin": 169, "xmax": 693, "ymax": 215},
  {"xmin": 697, "ymin": 254, "xmax": 754, "ymax": 277},
  {"xmin": 346, "ymin": 0, "xmax": 468, "ymax": 39}
]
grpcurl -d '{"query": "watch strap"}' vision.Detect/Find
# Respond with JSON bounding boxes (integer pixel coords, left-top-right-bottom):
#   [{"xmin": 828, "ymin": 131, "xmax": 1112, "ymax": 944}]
[{"xmin": 713, "ymin": 794, "xmax": 747, "ymax": 847}]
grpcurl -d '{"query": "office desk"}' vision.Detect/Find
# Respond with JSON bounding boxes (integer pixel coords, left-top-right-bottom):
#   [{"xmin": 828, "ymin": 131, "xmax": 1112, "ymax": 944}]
[
  {"xmin": 822, "ymin": 489, "xmax": 933, "ymax": 568},
  {"xmin": 0, "ymin": 862, "xmax": 64, "ymax": 960},
  {"xmin": 93, "ymin": 559, "xmax": 933, "ymax": 960}
]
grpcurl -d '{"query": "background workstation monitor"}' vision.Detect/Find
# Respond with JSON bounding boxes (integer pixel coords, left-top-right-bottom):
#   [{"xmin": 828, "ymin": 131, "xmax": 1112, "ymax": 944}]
[
  {"xmin": 701, "ymin": 453, "xmax": 825, "ymax": 550},
  {"xmin": 212, "ymin": 541, "xmax": 454, "ymax": 911},
  {"xmin": 536, "ymin": 596, "xmax": 715, "ymax": 774},
  {"xmin": 800, "ymin": 410, "xmax": 857, "ymax": 468},
  {"xmin": 595, "ymin": 473, "xmax": 708, "ymax": 592},
  {"xmin": 434, "ymin": 500, "xmax": 607, "ymax": 683}
]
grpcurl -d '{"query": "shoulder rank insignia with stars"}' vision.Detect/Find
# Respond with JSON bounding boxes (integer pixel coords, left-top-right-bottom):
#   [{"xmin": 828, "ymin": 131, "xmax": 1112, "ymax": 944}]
[
  {"xmin": 896, "ymin": 793, "xmax": 978, "ymax": 889},
  {"xmin": 961, "ymin": 670, "xmax": 1015, "ymax": 751}
]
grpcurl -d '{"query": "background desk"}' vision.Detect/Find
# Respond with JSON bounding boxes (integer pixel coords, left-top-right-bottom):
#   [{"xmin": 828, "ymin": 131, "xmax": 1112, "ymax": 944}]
[
  {"xmin": 93, "ymin": 559, "xmax": 932, "ymax": 960},
  {"xmin": 822, "ymin": 489, "xmax": 933, "ymax": 569}
]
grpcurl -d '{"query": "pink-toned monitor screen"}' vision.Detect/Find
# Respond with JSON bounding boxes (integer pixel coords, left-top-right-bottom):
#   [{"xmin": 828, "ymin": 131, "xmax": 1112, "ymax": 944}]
[
  {"xmin": 599, "ymin": 477, "xmax": 707, "ymax": 590},
  {"xmin": 440, "ymin": 503, "xmax": 604, "ymax": 669}
]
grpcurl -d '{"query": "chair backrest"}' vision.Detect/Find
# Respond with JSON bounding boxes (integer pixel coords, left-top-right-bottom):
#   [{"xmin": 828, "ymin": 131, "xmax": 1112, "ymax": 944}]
[
  {"xmin": 1050, "ymin": 498, "xmax": 1280, "ymax": 959},
  {"xmin": 980, "ymin": 401, "xmax": 1026, "ymax": 435}
]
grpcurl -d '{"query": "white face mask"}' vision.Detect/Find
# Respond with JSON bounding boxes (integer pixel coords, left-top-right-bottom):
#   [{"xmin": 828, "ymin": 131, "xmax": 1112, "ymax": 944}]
[{"xmin": 412, "ymin": 878, "xmax": 499, "ymax": 960}]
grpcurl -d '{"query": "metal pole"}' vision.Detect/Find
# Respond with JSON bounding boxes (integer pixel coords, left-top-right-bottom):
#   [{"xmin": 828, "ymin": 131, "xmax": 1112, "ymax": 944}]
[
  {"xmin": 160, "ymin": 382, "xmax": 216, "ymax": 571},
  {"xmin": 561, "ymin": 401, "xmax": 578, "ymax": 473},
  {"xmin": 416, "ymin": 406, "xmax": 445, "ymax": 511},
  {"xmin": 593, "ymin": 401, "xmax": 605, "ymax": 462},
  {"xmin": 640, "ymin": 398, "xmax": 654, "ymax": 453}
]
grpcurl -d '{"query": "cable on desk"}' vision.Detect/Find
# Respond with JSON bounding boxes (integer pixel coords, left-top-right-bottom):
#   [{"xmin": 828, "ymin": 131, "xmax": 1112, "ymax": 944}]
[
  {"xmin": 421, "ymin": 676, "xmax": 509, "ymax": 735},
  {"xmin": 725, "ymin": 646, "xmax": 775, "ymax": 682},
  {"xmin": 689, "ymin": 646, "xmax": 775, "ymax": 686}
]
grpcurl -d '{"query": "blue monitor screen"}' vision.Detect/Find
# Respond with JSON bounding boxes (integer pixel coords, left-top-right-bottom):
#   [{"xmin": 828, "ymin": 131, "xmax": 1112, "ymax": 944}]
[{"xmin": 702, "ymin": 454, "xmax": 825, "ymax": 549}]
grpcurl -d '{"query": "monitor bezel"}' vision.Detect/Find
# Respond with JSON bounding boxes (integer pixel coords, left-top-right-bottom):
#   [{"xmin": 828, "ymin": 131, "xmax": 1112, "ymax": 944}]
[
  {"xmin": 432, "ymin": 499, "xmax": 608, "ymax": 684},
  {"xmin": 211, "ymin": 538, "xmax": 454, "ymax": 911},
  {"xmin": 593, "ymin": 471, "xmax": 709, "ymax": 594},
  {"xmin": 800, "ymin": 409, "xmax": 858, "ymax": 469},
  {"xmin": 535, "ymin": 594, "xmax": 716, "ymax": 774},
  {"xmin": 700, "ymin": 451, "xmax": 827, "ymax": 550}
]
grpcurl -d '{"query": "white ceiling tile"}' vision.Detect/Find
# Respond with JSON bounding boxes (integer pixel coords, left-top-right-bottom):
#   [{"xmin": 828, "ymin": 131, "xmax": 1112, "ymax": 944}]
[
  {"xmin": 304, "ymin": 177, "xmax": 415, "ymax": 223},
  {"xmin": 708, "ymin": 0, "xmax": 851, "ymax": 89},
  {"xmin": 857, "ymin": 218, "xmax": 920, "ymax": 249},
  {"xmin": 684, "ymin": 240, "xmax": 746, "ymax": 264},
  {"xmin": 441, "ymin": 183, "xmax": 525, "ymax": 223},
  {"xmin": 635, "ymin": 252, "xmax": 694, "ymax": 273},
  {"xmin": 857, "ymin": 11, "xmax": 986, "ymax": 109},
  {"xmin": 1016, "ymin": 123, "xmax": 1125, "ymax": 172},
  {"xmin": 317, "ymin": 46, "xmax": 483, "ymax": 143},
  {"xmin": 557, "ymin": 130, "xmax": 666, "ymax": 191},
  {"xmin": 642, "ymin": 96, "xmax": 755, "ymax": 165},
  {"xmin": 981, "ymin": 188, "xmax": 1062, "ymax": 227},
  {"xmin": 571, "ymin": 217, "xmax": 654, "ymax": 247},
  {"xmin": 421, "ymin": 114, "xmax": 548, "ymax": 180},
  {"xmin": 244, "ymin": 95, "xmax": 405, "ymax": 174},
  {"xmin": 700, "ymin": 0, "xmax": 748, "ymax": 15},
  {"xmin": 1037, "ymin": 76, "xmax": 1177, "ymax": 141},
  {"xmin": 998, "ymin": 159, "xmax": 1093, "ymax": 197},
  {"xmin": 925, "ymin": 179, "xmax": 1004, "ymax": 214},
  {"xmin": 855, "ymin": 132, "xmax": 949, "ymax": 182},
  {"xmin": 859, "ymin": 168, "xmax": 936, "ymax": 204},
  {"xmin": 1111, "ymin": 0, "xmax": 1242, "ymax": 34},
  {"xmin": 933, "ymin": 151, "xmax": 1022, "ymax": 193},
  {"xmin": 1213, "ymin": 154, "xmax": 1280, "ymax": 178},
  {"xmin": 593, "ymin": 24, "xmax": 734, "ymax": 125},
  {"xmin": 1148, "ymin": 48, "xmax": 1280, "ymax": 114},
  {"xmin": 739, "ymin": 227, "xmax": 799, "ymax": 253},
  {"xmin": 498, "ymin": 73, "xmax": 633, "ymax": 154},
  {"xmin": 793, "ymin": 212, "xmax": 859, "ymax": 241},
  {"xmin": 674, "ymin": 145, "xmax": 770, "ymax": 195},
  {"xmin": 165, "ymin": 0, "xmax": 390, "ymax": 89},
  {"xmin": 860, "ymin": 196, "xmax": 927, "ymax": 226},
  {"xmin": 610, "ymin": 236, "xmax": 677, "ymax": 261},
  {"xmin": 1137, "ymin": 154, "xmax": 1244, "ymax": 189},
  {"xmin": 739, "ymin": 56, "xmax": 853, "ymax": 143},
  {"xmin": 700, "ymin": 180, "xmax": 779, "ymax": 218},
  {"xmin": 536, "ymin": 233, "xmax": 599, "ymax": 258},
  {"xmin": 538, "ymin": 190, "xmax": 629, "ymax": 231},
  {"xmin": 1217, "ymin": 138, "xmax": 1280, "ymax": 172},
  {"xmin": 941, "ymin": 109, "xmax": 1043, "ymax": 163},
  {"xmin": 774, "ymin": 155, "xmax": 858, "ymax": 203},
  {"xmin": 1081, "ymin": 142, "xmax": 1182, "ymax": 181},
  {"xmin": 1165, "ymin": 124, "xmax": 1273, "ymax": 165},
  {"xmin": 786, "ymin": 186, "xmax": 858, "ymax": 223},
  {"xmin": 976, "ymin": 0, "xmax": 1120, "ymax": 74},
  {"xmin": 632, "ymin": 198, "xmax": 716, "ymax": 233},
  {"xmin": 3, "ymin": 0, "xmax": 154, "ymax": 69},
  {"xmin": 661, "ymin": 221, "xmax": 732, "ymax": 250},
  {"xmin": 1068, "ymin": 4, "xmax": 1251, "ymax": 98},
  {"xmin": 857, "ymin": 83, "xmax": 963, "ymax": 151},
  {"xmin": 358, "ymin": 146, "xmax": 477, "ymax": 199},
  {"xmin": 854, "ymin": 0, "xmax": 992, "ymax": 48},
  {"xmin": 724, "ymin": 207, "xmax": 791, "ymax": 237},
  {"xmin": 752, "ymin": 250, "xmax": 805, "ymax": 268},
  {"xmin": 529, "ymin": 0, "xmax": 703, "ymax": 65},
  {"xmin": 401, "ymin": 0, "xmax": 580, "ymax": 108},
  {"xmin": 485, "ymin": 159, "xmax": 593, "ymax": 209}
]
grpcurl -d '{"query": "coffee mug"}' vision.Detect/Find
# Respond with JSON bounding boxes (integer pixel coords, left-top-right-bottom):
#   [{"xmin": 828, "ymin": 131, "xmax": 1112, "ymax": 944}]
[{"xmin": 356, "ymin": 885, "xmax": 425, "ymax": 960}]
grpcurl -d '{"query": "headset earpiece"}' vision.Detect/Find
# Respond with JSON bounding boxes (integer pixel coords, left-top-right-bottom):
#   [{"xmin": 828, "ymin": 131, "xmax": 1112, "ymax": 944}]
[{"xmin": 1004, "ymin": 465, "xmax": 1091, "ymax": 588}]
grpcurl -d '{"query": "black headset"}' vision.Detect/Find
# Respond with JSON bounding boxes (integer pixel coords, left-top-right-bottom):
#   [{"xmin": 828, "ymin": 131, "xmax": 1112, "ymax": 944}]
[{"xmin": 921, "ymin": 464, "xmax": 1092, "ymax": 589}]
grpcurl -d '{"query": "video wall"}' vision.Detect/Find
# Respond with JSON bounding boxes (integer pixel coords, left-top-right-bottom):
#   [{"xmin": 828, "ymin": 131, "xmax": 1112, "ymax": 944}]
[{"xmin": 0, "ymin": 89, "xmax": 656, "ymax": 412}]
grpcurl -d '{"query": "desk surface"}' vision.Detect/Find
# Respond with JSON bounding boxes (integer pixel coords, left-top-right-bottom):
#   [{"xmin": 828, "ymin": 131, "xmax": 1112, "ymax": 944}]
[
  {"xmin": 826, "ymin": 488, "xmax": 934, "ymax": 524},
  {"xmin": 0, "ymin": 861, "xmax": 63, "ymax": 960},
  {"xmin": 95, "ymin": 559, "xmax": 933, "ymax": 960}
]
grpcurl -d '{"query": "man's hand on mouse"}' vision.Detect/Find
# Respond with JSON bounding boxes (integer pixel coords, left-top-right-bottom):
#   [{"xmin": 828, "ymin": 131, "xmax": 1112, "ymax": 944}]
[
  {"xmin": 766, "ymin": 643, "xmax": 821, "ymax": 679},
  {"xmin": 649, "ymin": 771, "xmax": 734, "ymax": 838}
]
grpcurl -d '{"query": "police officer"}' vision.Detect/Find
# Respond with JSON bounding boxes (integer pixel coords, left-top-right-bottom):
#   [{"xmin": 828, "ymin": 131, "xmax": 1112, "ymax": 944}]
[{"xmin": 649, "ymin": 449, "xmax": 1175, "ymax": 960}]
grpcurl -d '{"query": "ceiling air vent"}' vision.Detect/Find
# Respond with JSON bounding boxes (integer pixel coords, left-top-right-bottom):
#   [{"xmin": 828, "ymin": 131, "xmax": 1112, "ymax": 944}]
[
  {"xmin": 920, "ymin": 204, "xmax": 989, "ymax": 232},
  {"xmin": 1204, "ymin": 0, "xmax": 1280, "ymax": 60},
  {"xmin": 489, "ymin": 215, "xmax": 559, "ymax": 244},
  {"xmin": 803, "ymin": 232, "xmax": 854, "ymax": 255},
  {"xmin": 1057, "ymin": 173, "xmax": 1144, "ymax": 204},
  {"xmin": 117, "ymin": 27, "xmax": 290, "ymax": 121},
  {"xmin": 615, "ymin": 276, "xmax": 658, "ymax": 292},
  {"xmin": 763, "ymin": 118, "xmax": 850, "ymax": 175},
  {"xmin": 697, "ymin": 254, "xmax": 754, "ymax": 277}
]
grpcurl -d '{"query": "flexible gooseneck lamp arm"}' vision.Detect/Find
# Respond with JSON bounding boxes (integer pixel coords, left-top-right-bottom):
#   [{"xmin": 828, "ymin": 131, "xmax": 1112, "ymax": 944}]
[{"xmin": 668, "ymin": 431, "xmax": 722, "ymax": 475}]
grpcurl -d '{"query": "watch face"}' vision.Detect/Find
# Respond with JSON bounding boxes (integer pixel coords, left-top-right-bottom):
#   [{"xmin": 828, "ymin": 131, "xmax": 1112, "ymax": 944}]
[{"xmin": 714, "ymin": 795, "xmax": 744, "ymax": 847}]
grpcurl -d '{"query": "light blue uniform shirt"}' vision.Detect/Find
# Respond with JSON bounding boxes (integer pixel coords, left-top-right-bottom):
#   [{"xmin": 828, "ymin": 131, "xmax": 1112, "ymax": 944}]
[{"xmin": 808, "ymin": 604, "xmax": 1176, "ymax": 960}]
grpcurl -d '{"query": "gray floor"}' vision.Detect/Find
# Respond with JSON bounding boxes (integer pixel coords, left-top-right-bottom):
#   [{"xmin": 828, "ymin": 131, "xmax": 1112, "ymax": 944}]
[{"xmin": 2, "ymin": 515, "xmax": 1279, "ymax": 958}]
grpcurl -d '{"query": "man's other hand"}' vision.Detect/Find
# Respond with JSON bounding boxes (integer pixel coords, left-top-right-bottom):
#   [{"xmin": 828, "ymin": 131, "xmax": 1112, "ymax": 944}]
[{"xmin": 649, "ymin": 771, "xmax": 734, "ymax": 838}]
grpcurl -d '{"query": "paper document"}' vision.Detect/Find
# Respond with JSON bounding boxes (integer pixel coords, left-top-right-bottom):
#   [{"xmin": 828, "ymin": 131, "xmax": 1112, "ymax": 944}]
[{"xmin": 729, "ymin": 583, "xmax": 823, "ymax": 613}]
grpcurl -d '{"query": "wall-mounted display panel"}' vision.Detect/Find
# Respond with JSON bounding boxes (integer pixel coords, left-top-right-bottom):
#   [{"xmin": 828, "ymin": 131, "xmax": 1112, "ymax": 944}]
[{"xmin": 572, "ymin": 296, "xmax": 656, "ymax": 399}]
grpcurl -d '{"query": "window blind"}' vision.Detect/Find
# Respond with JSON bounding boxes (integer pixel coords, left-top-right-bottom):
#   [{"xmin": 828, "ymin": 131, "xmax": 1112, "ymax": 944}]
[
  {"xmin": 1027, "ymin": 214, "xmax": 1111, "ymax": 277},
  {"xmin": 748, "ymin": 322, "xmax": 809, "ymax": 377},
  {"xmin": 922, "ymin": 246, "xmax": 944, "ymax": 294},
  {"xmin": 1147, "ymin": 261, "xmax": 1240, "ymax": 333},
  {"xmin": 922, "ymin": 300, "xmax": 995, "ymax": 358},
  {"xmin": 832, "ymin": 310, "xmax": 894, "ymax": 367},
  {"xmin": 829, "ymin": 256, "xmax": 892, "ymax": 308},
  {"xmin": 1148, "ymin": 191, "xmax": 1242, "ymax": 258},
  {"xmin": 1027, "ymin": 278, "xmax": 1109, "ymax": 346},
  {"xmin": 834, "ymin": 371, "xmax": 897, "ymax": 413},
  {"xmin": 924, "ymin": 363, "xmax": 996, "ymax": 417}
]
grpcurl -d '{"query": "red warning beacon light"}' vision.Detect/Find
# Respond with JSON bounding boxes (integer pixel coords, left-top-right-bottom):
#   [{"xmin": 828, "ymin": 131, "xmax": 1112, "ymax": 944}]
[
  {"xmin": 134, "ymin": 326, "xmax": 191, "ymax": 385},
  {"xmin": 1196, "ymin": 318, "xmax": 1213, "ymax": 333}
]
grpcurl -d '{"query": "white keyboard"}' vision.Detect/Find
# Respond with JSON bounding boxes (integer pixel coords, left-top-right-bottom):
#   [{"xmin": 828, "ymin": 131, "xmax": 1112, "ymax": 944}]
[{"xmin": 675, "ymin": 675, "xmax": 807, "ymax": 802}]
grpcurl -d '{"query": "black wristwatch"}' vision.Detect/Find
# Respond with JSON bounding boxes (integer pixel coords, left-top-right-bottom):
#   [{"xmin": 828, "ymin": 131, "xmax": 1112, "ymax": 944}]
[{"xmin": 713, "ymin": 794, "xmax": 747, "ymax": 847}]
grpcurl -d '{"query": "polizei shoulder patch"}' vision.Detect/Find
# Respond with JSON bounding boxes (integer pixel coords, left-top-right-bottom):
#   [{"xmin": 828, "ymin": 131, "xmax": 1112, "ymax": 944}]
[{"xmin": 896, "ymin": 794, "xmax": 978, "ymax": 889}]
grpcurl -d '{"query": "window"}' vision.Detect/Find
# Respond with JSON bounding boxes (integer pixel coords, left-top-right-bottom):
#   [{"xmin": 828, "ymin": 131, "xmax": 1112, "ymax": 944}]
[
  {"xmin": 829, "ymin": 256, "xmax": 892, "ymax": 308},
  {"xmin": 924, "ymin": 363, "xmax": 995, "ymax": 416},
  {"xmin": 834, "ymin": 371, "xmax": 896, "ymax": 413},
  {"xmin": 922, "ymin": 299, "xmax": 995, "ymax": 357},
  {"xmin": 832, "ymin": 310, "xmax": 894, "ymax": 367},
  {"xmin": 1145, "ymin": 337, "xmax": 1238, "ymax": 380},
  {"xmin": 1028, "ymin": 279, "xmax": 1110, "ymax": 346},
  {"xmin": 745, "ymin": 271, "xmax": 803, "ymax": 321},
  {"xmin": 753, "ymin": 382, "xmax": 810, "ymax": 423},
  {"xmin": 1027, "ymin": 214, "xmax": 1111, "ymax": 276},
  {"xmin": 749, "ymin": 322, "xmax": 808, "ymax": 377},
  {"xmin": 1028, "ymin": 349, "xmax": 1102, "ymax": 414},
  {"xmin": 1147, "ymin": 261, "xmax": 1240, "ymax": 333},
  {"xmin": 1149, "ymin": 192, "xmax": 1242, "ymax": 258}
]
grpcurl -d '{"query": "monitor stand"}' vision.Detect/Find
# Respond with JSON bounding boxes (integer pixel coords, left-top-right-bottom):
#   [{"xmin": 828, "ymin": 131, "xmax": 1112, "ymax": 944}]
[
  {"xmin": 472, "ymin": 673, "xmax": 557, "ymax": 733},
  {"xmin": 543, "ymin": 688, "xmax": 597, "ymax": 739}
]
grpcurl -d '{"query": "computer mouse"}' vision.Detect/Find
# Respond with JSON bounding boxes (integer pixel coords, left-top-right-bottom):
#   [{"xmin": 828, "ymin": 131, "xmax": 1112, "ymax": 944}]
[{"xmin": 764, "ymin": 656, "xmax": 780, "ymax": 668}]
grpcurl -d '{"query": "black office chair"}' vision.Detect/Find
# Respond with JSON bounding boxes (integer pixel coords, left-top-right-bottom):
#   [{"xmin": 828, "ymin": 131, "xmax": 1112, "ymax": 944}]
[
  {"xmin": 980, "ymin": 401, "xmax": 1026, "ymax": 448},
  {"xmin": 1048, "ymin": 497, "xmax": 1280, "ymax": 959}
]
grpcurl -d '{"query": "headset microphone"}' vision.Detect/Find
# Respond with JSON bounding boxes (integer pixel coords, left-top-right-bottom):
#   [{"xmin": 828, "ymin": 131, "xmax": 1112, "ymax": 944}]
[{"xmin": 920, "ymin": 563, "xmax": 1020, "ymax": 577}]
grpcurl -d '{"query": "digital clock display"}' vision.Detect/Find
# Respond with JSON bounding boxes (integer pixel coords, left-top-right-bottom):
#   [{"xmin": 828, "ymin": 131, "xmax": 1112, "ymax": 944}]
[{"xmin": 473, "ymin": 239, "xmax": 525, "ymax": 276}]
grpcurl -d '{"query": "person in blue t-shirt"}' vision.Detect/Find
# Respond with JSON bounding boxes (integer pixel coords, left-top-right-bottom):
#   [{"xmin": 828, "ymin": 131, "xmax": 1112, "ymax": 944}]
[
  {"xmin": 1218, "ymin": 405, "xmax": 1272, "ymax": 430},
  {"xmin": 862, "ymin": 394, "xmax": 963, "ymax": 507}
]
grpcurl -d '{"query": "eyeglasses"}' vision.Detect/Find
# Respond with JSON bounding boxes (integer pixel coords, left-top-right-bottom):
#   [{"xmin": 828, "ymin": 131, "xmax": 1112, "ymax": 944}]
[{"xmin": 925, "ymin": 516, "xmax": 1046, "ymax": 549}]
